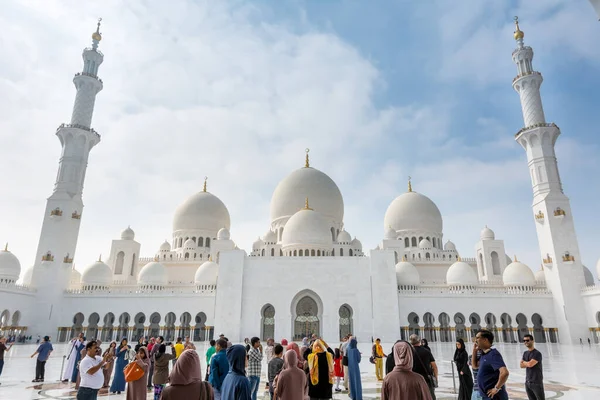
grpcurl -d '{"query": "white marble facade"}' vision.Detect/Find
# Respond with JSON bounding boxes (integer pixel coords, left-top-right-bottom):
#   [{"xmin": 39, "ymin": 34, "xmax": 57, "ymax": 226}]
[{"xmin": 2, "ymin": 20, "xmax": 600, "ymax": 347}]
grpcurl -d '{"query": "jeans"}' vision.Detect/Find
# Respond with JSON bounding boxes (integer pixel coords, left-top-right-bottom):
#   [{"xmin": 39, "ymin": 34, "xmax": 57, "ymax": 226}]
[
  {"xmin": 35, "ymin": 360, "xmax": 46, "ymax": 380},
  {"xmin": 471, "ymin": 390, "xmax": 483, "ymax": 400},
  {"xmin": 0, "ymin": 359, "xmax": 4, "ymax": 377},
  {"xmin": 249, "ymin": 375, "xmax": 261, "ymax": 400},
  {"xmin": 525, "ymin": 382, "xmax": 546, "ymax": 400},
  {"xmin": 76, "ymin": 386, "xmax": 99, "ymax": 400},
  {"xmin": 481, "ymin": 387, "xmax": 508, "ymax": 400}
]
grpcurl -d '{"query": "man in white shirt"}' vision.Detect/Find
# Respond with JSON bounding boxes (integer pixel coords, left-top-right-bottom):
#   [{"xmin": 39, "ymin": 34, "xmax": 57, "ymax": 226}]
[{"xmin": 77, "ymin": 340, "xmax": 112, "ymax": 400}]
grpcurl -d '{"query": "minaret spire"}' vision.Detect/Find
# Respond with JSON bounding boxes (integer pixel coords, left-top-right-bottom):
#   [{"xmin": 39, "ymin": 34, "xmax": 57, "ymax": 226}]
[
  {"xmin": 305, "ymin": 148, "xmax": 310, "ymax": 168},
  {"xmin": 91, "ymin": 18, "xmax": 102, "ymax": 50},
  {"xmin": 512, "ymin": 17, "xmax": 587, "ymax": 344}
]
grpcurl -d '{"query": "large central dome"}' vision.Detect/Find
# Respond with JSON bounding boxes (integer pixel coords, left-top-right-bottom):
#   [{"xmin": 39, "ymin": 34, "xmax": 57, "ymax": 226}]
[
  {"xmin": 384, "ymin": 189, "xmax": 443, "ymax": 234},
  {"xmin": 173, "ymin": 190, "xmax": 231, "ymax": 232},
  {"xmin": 270, "ymin": 166, "xmax": 344, "ymax": 225}
]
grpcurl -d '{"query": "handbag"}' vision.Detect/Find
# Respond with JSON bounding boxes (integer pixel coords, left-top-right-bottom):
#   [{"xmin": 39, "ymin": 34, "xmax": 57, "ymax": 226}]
[
  {"xmin": 368, "ymin": 355, "xmax": 376, "ymax": 364},
  {"xmin": 124, "ymin": 361, "xmax": 145, "ymax": 382},
  {"xmin": 342, "ymin": 356, "xmax": 348, "ymax": 366}
]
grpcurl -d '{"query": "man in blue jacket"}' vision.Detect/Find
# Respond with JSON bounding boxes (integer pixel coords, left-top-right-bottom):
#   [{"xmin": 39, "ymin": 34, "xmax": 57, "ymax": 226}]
[{"xmin": 209, "ymin": 338, "xmax": 230, "ymax": 400}]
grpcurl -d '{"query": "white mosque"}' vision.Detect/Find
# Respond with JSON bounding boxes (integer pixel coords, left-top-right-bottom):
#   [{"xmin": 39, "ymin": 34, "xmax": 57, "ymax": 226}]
[{"xmin": 1, "ymin": 18, "xmax": 600, "ymax": 346}]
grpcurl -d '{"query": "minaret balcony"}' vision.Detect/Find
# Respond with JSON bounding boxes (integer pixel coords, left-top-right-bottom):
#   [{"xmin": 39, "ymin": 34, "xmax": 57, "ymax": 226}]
[
  {"xmin": 512, "ymin": 70, "xmax": 541, "ymax": 83},
  {"xmin": 41, "ymin": 253, "xmax": 54, "ymax": 262},
  {"xmin": 542, "ymin": 255, "xmax": 553, "ymax": 266},
  {"xmin": 514, "ymin": 122, "xmax": 558, "ymax": 138},
  {"xmin": 71, "ymin": 211, "xmax": 81, "ymax": 220},
  {"xmin": 50, "ymin": 207, "xmax": 63, "ymax": 218},
  {"xmin": 56, "ymin": 123, "xmax": 101, "ymax": 140},
  {"xmin": 63, "ymin": 256, "xmax": 74, "ymax": 264},
  {"xmin": 534, "ymin": 210, "xmax": 545, "ymax": 224},
  {"xmin": 562, "ymin": 253, "xmax": 575, "ymax": 263},
  {"xmin": 74, "ymin": 72, "xmax": 103, "ymax": 83}
]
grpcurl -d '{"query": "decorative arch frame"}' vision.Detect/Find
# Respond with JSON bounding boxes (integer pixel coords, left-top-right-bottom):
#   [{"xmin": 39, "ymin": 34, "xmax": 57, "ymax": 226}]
[{"xmin": 290, "ymin": 289, "xmax": 324, "ymax": 340}]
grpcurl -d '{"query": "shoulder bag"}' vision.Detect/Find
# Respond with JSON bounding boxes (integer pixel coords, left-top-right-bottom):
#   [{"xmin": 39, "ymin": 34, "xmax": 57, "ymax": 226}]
[{"xmin": 124, "ymin": 361, "xmax": 145, "ymax": 382}]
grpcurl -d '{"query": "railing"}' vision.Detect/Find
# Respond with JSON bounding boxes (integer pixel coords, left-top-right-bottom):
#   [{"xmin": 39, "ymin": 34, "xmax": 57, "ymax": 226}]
[
  {"xmin": 84, "ymin": 47, "xmax": 104, "ymax": 57},
  {"xmin": 515, "ymin": 122, "xmax": 558, "ymax": 137},
  {"xmin": 65, "ymin": 284, "xmax": 215, "ymax": 295},
  {"xmin": 512, "ymin": 70, "xmax": 541, "ymax": 83},
  {"xmin": 0, "ymin": 282, "xmax": 36, "ymax": 293},
  {"xmin": 74, "ymin": 72, "xmax": 103, "ymax": 83},
  {"xmin": 398, "ymin": 284, "xmax": 552, "ymax": 296},
  {"xmin": 56, "ymin": 123, "xmax": 100, "ymax": 138},
  {"xmin": 581, "ymin": 285, "xmax": 600, "ymax": 294}
]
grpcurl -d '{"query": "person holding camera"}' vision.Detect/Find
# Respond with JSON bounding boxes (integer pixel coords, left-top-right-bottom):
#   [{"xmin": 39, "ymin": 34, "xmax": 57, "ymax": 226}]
[{"xmin": 77, "ymin": 340, "xmax": 113, "ymax": 400}]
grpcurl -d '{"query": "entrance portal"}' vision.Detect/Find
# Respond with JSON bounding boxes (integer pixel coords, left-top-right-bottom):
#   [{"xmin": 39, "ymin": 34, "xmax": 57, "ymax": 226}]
[{"xmin": 294, "ymin": 296, "xmax": 320, "ymax": 340}]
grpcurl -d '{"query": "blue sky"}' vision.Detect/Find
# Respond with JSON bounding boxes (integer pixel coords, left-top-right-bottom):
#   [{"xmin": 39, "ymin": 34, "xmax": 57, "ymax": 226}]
[{"xmin": 0, "ymin": 0, "xmax": 599, "ymax": 280}]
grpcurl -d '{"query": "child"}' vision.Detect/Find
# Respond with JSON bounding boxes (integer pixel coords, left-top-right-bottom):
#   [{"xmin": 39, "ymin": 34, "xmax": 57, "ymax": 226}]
[
  {"xmin": 268, "ymin": 344, "xmax": 284, "ymax": 399},
  {"xmin": 334, "ymin": 347, "xmax": 344, "ymax": 392}
]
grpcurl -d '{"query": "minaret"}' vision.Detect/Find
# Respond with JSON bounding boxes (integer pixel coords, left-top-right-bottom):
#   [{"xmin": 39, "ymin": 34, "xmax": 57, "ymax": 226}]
[
  {"xmin": 512, "ymin": 17, "xmax": 587, "ymax": 343},
  {"xmin": 30, "ymin": 20, "xmax": 105, "ymax": 336}
]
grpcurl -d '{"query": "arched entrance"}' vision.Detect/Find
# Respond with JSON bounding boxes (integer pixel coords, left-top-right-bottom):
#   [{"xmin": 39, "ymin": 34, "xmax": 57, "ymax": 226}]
[
  {"xmin": 291, "ymin": 291, "xmax": 322, "ymax": 340},
  {"xmin": 179, "ymin": 312, "xmax": 192, "ymax": 338},
  {"xmin": 338, "ymin": 304, "xmax": 353, "ymax": 340},
  {"xmin": 118, "ymin": 313, "xmax": 130, "ymax": 340},
  {"xmin": 149, "ymin": 313, "xmax": 161, "ymax": 338},
  {"xmin": 87, "ymin": 313, "xmax": 100, "ymax": 340},
  {"xmin": 102, "ymin": 313, "xmax": 115, "ymax": 342},
  {"xmin": 165, "ymin": 312, "xmax": 176, "ymax": 341},
  {"xmin": 516, "ymin": 313, "xmax": 528, "ymax": 342},
  {"xmin": 261, "ymin": 304, "xmax": 275, "ymax": 340},
  {"xmin": 439, "ymin": 312, "xmax": 451, "ymax": 342},
  {"xmin": 454, "ymin": 313, "xmax": 467, "ymax": 341},
  {"xmin": 500, "ymin": 313, "xmax": 515, "ymax": 343},
  {"xmin": 194, "ymin": 312, "xmax": 207, "ymax": 341},
  {"xmin": 133, "ymin": 313, "xmax": 146, "ymax": 341},
  {"xmin": 469, "ymin": 313, "xmax": 481, "ymax": 338},
  {"xmin": 423, "ymin": 313, "xmax": 435, "ymax": 342},
  {"xmin": 532, "ymin": 313, "xmax": 546, "ymax": 343},
  {"xmin": 71, "ymin": 313, "xmax": 85, "ymax": 338}
]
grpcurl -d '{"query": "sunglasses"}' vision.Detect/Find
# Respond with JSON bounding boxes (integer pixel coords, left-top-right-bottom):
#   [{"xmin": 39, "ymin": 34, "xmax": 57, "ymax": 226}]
[{"xmin": 523, "ymin": 339, "xmax": 531, "ymax": 342}]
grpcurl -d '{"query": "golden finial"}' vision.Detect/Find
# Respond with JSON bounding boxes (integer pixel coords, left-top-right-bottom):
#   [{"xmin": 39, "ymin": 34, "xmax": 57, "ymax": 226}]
[
  {"xmin": 402, "ymin": 255, "xmax": 407, "ymax": 262},
  {"xmin": 92, "ymin": 18, "xmax": 102, "ymax": 41},
  {"xmin": 407, "ymin": 176, "xmax": 413, "ymax": 192},
  {"xmin": 209, "ymin": 254, "xmax": 213, "ymax": 261},
  {"xmin": 514, "ymin": 255, "xmax": 518, "ymax": 262},
  {"xmin": 3, "ymin": 243, "xmax": 7, "ymax": 251},
  {"xmin": 513, "ymin": 16, "xmax": 524, "ymax": 41},
  {"xmin": 304, "ymin": 197, "xmax": 312, "ymax": 210},
  {"xmin": 305, "ymin": 148, "xmax": 310, "ymax": 168},
  {"xmin": 153, "ymin": 255, "xmax": 159, "ymax": 262},
  {"xmin": 457, "ymin": 255, "xmax": 462, "ymax": 261},
  {"xmin": 203, "ymin": 176, "xmax": 207, "ymax": 192}
]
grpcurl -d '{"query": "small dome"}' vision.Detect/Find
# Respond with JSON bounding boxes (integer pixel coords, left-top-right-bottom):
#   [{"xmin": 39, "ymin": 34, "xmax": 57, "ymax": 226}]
[
  {"xmin": 338, "ymin": 230, "xmax": 352, "ymax": 244},
  {"xmin": 480, "ymin": 226, "xmax": 495, "ymax": 241},
  {"xmin": 384, "ymin": 226, "xmax": 397, "ymax": 240},
  {"xmin": 21, "ymin": 266, "xmax": 34, "ymax": 286},
  {"xmin": 173, "ymin": 190, "xmax": 231, "ymax": 233},
  {"xmin": 183, "ymin": 239, "xmax": 196, "ymax": 249},
  {"xmin": 583, "ymin": 265, "xmax": 594, "ymax": 287},
  {"xmin": 138, "ymin": 261, "xmax": 168, "ymax": 286},
  {"xmin": 81, "ymin": 260, "xmax": 112, "ymax": 287},
  {"xmin": 252, "ymin": 237, "xmax": 264, "ymax": 251},
  {"xmin": 121, "ymin": 226, "xmax": 135, "ymax": 240},
  {"xmin": 270, "ymin": 166, "xmax": 344, "ymax": 226},
  {"xmin": 444, "ymin": 240, "xmax": 456, "ymax": 251},
  {"xmin": 534, "ymin": 269, "xmax": 545, "ymax": 282},
  {"xmin": 0, "ymin": 247, "xmax": 21, "ymax": 282},
  {"xmin": 217, "ymin": 227, "xmax": 231, "ymax": 241},
  {"xmin": 418, "ymin": 239, "xmax": 432, "ymax": 249},
  {"xmin": 70, "ymin": 268, "xmax": 82, "ymax": 286},
  {"xmin": 262, "ymin": 230, "xmax": 277, "ymax": 244},
  {"xmin": 194, "ymin": 261, "xmax": 219, "ymax": 286},
  {"xmin": 351, "ymin": 237, "xmax": 362, "ymax": 250},
  {"xmin": 395, "ymin": 261, "xmax": 420, "ymax": 286},
  {"xmin": 503, "ymin": 260, "xmax": 535, "ymax": 287},
  {"xmin": 281, "ymin": 208, "xmax": 333, "ymax": 249},
  {"xmin": 384, "ymin": 191, "xmax": 443, "ymax": 234},
  {"xmin": 446, "ymin": 260, "xmax": 478, "ymax": 286},
  {"xmin": 159, "ymin": 241, "xmax": 171, "ymax": 252}
]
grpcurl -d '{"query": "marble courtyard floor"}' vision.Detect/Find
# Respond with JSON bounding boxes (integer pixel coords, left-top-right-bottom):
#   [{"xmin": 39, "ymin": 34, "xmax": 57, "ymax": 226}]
[{"xmin": 0, "ymin": 341, "xmax": 598, "ymax": 399}]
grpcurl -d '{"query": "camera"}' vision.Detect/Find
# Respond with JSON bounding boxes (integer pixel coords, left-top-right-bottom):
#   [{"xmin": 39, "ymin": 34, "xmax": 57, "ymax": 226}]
[{"xmin": 165, "ymin": 342, "xmax": 173, "ymax": 346}]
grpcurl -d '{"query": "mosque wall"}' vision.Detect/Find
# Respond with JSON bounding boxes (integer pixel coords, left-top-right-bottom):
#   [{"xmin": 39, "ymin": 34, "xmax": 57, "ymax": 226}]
[
  {"xmin": 0, "ymin": 287, "xmax": 35, "ymax": 334},
  {"xmin": 581, "ymin": 288, "xmax": 600, "ymax": 328},
  {"xmin": 237, "ymin": 256, "xmax": 375, "ymax": 343}
]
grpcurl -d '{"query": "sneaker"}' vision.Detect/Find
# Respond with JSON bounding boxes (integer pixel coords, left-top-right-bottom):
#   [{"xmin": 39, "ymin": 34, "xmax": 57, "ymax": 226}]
[{"xmin": 335, "ymin": 388, "xmax": 342, "ymax": 392}]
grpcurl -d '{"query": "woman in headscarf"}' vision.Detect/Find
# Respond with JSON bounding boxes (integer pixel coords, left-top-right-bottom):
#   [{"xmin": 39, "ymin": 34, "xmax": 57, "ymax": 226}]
[
  {"xmin": 300, "ymin": 337, "xmax": 310, "ymax": 355},
  {"xmin": 275, "ymin": 349, "xmax": 307, "ymax": 400},
  {"xmin": 160, "ymin": 349, "xmax": 213, "ymax": 399},
  {"xmin": 152, "ymin": 344, "xmax": 176, "ymax": 400},
  {"xmin": 421, "ymin": 339, "xmax": 431, "ymax": 351},
  {"xmin": 346, "ymin": 338, "xmax": 362, "ymax": 400},
  {"xmin": 453, "ymin": 339, "xmax": 473, "ymax": 400},
  {"xmin": 220, "ymin": 344, "xmax": 252, "ymax": 400},
  {"xmin": 102, "ymin": 341, "xmax": 117, "ymax": 388},
  {"xmin": 126, "ymin": 346, "xmax": 150, "ymax": 400},
  {"xmin": 385, "ymin": 341, "xmax": 401, "ymax": 375},
  {"xmin": 286, "ymin": 343, "xmax": 305, "ymax": 369},
  {"xmin": 381, "ymin": 341, "xmax": 431, "ymax": 400},
  {"xmin": 110, "ymin": 338, "xmax": 130, "ymax": 394},
  {"xmin": 307, "ymin": 339, "xmax": 334, "ymax": 400}
]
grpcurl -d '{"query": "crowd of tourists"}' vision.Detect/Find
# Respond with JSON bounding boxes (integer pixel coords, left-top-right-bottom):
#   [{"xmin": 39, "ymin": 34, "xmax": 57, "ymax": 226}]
[{"xmin": 0, "ymin": 329, "xmax": 547, "ymax": 400}]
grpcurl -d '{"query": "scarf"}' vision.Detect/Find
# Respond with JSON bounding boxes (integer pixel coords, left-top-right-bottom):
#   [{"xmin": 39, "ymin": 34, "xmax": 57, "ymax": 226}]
[
  {"xmin": 453, "ymin": 338, "xmax": 467, "ymax": 362},
  {"xmin": 169, "ymin": 349, "xmax": 201, "ymax": 385},
  {"xmin": 375, "ymin": 342, "xmax": 384, "ymax": 357},
  {"xmin": 137, "ymin": 346, "xmax": 151, "ymax": 366},
  {"xmin": 393, "ymin": 341, "xmax": 413, "ymax": 371},
  {"xmin": 307, "ymin": 339, "xmax": 334, "ymax": 385}
]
